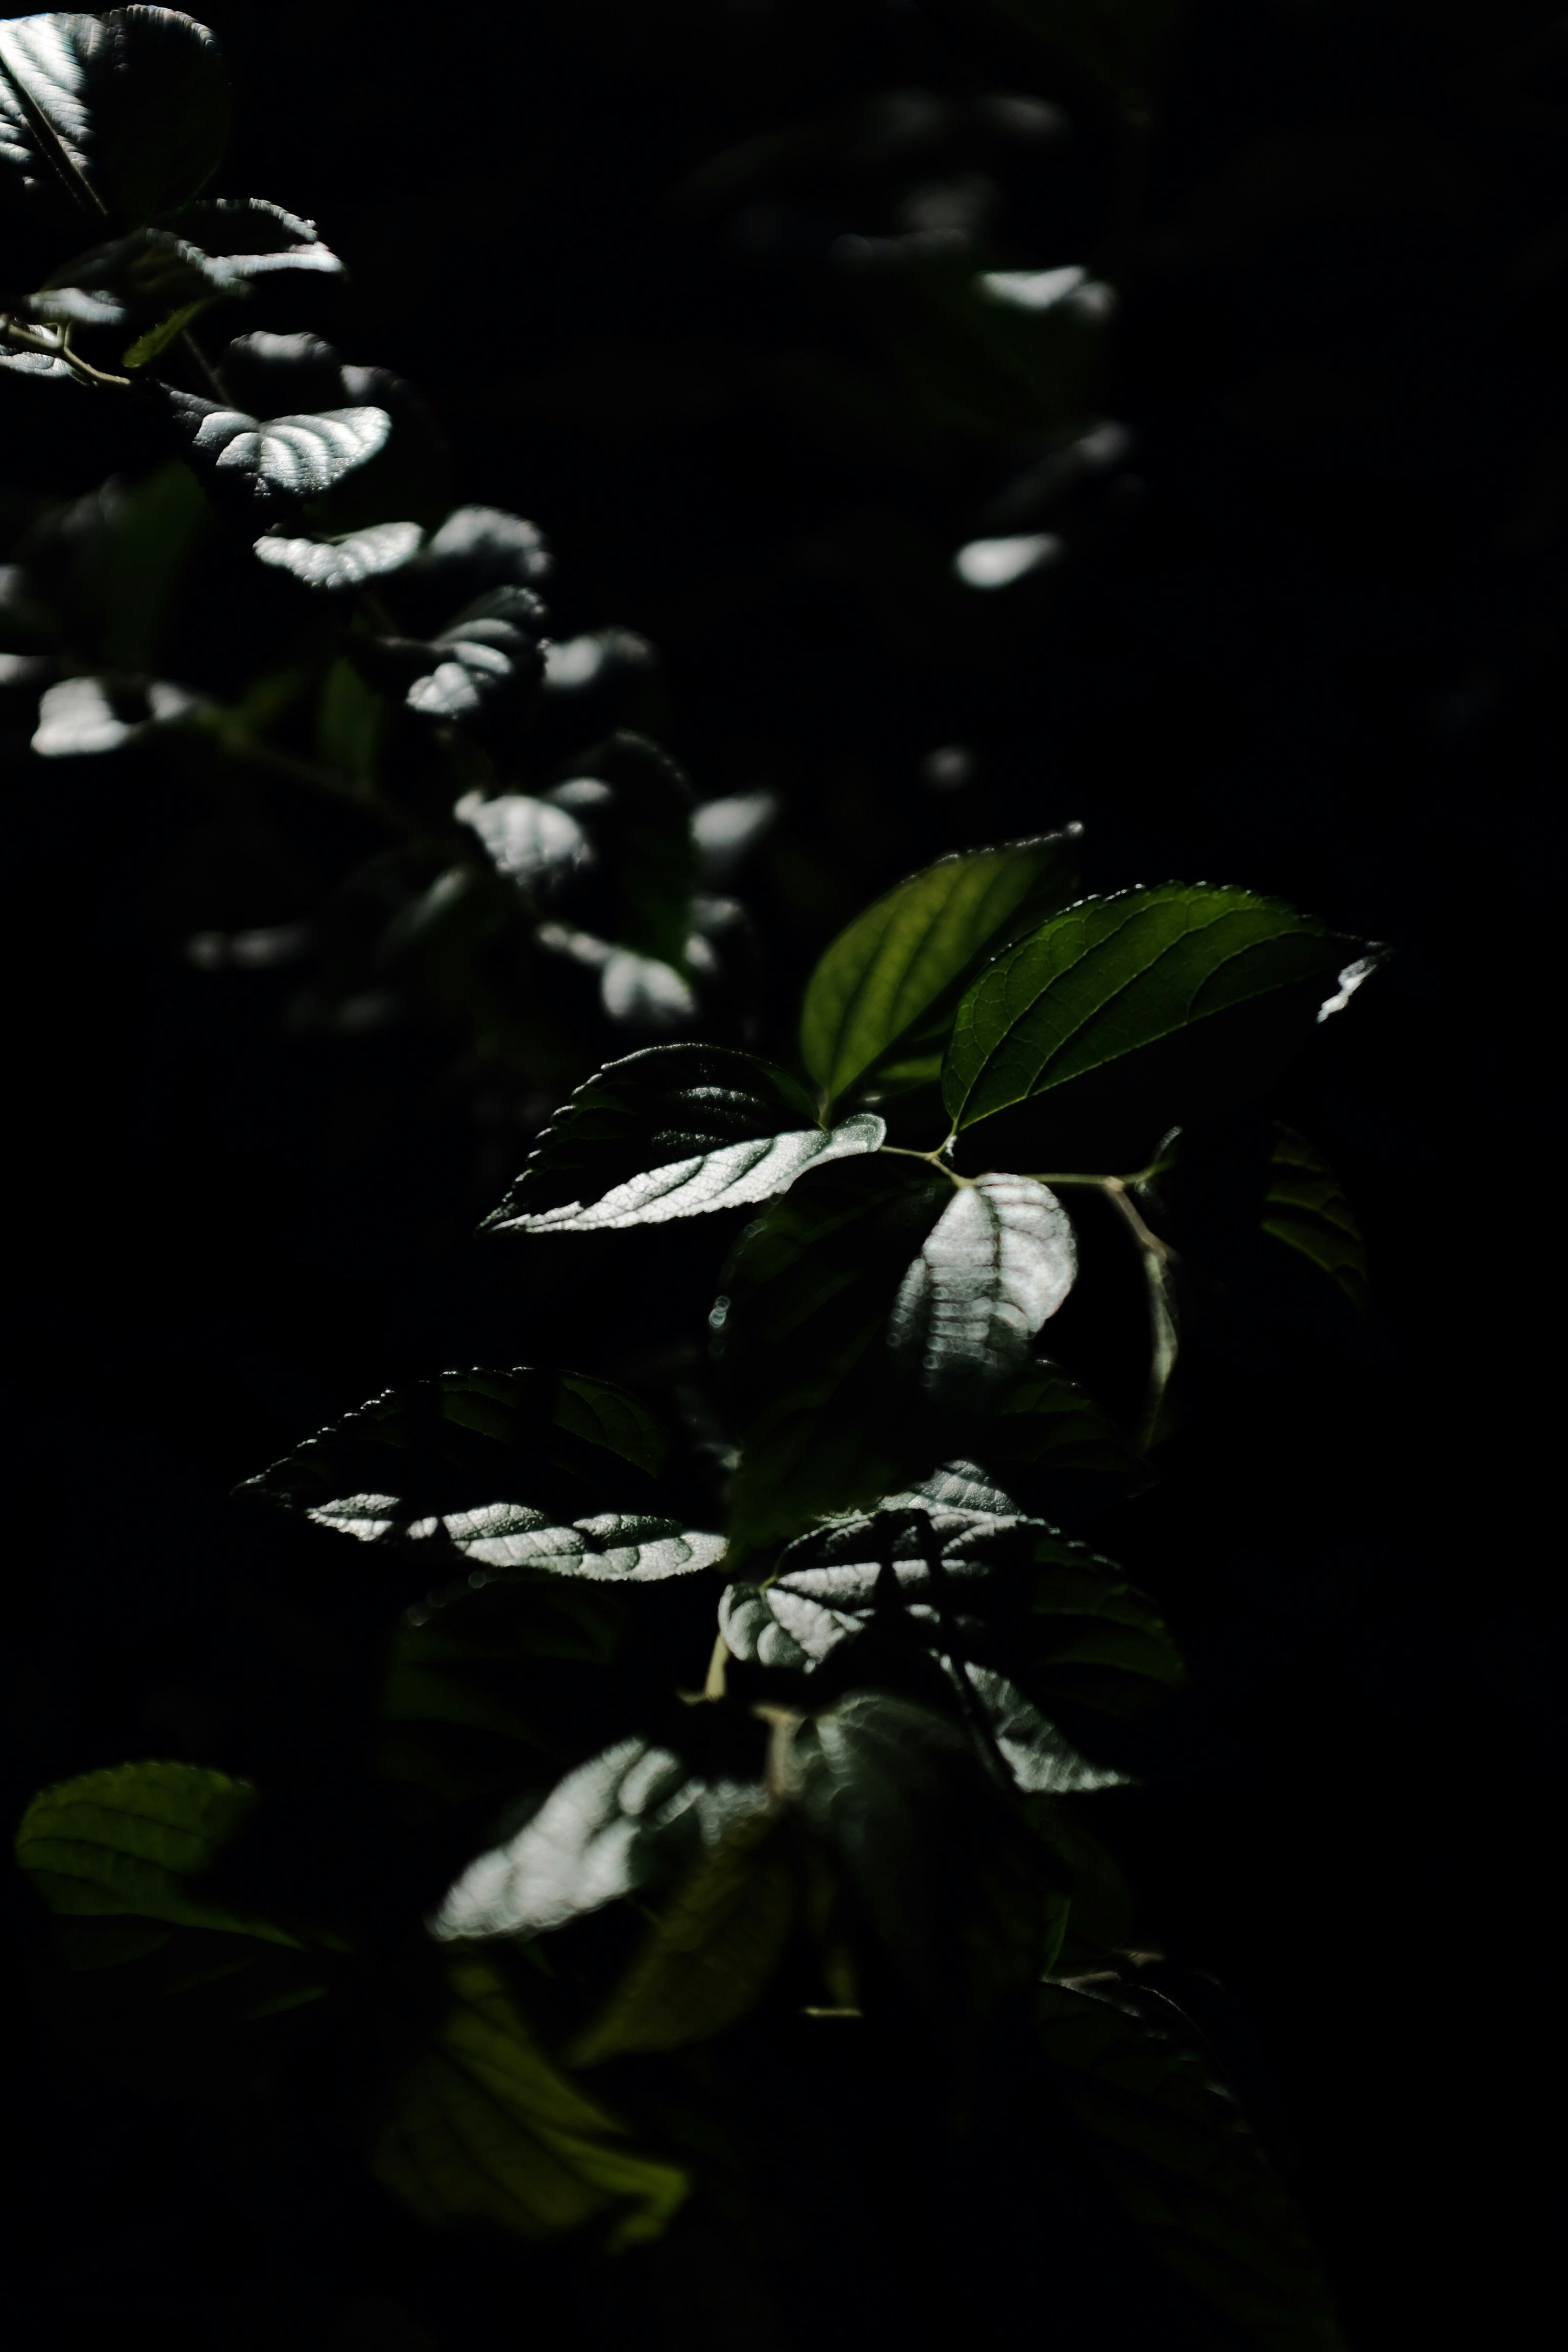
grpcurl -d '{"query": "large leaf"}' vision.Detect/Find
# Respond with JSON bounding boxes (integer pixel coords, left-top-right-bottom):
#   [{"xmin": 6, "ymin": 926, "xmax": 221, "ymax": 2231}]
[
  {"xmin": 943, "ymin": 884, "xmax": 1366, "ymax": 1131},
  {"xmin": 887, "ymin": 1172, "xmax": 1076, "ymax": 1401},
  {"xmin": 239, "ymin": 1366, "xmax": 671, "ymax": 1544},
  {"xmin": 16, "ymin": 1760, "xmax": 301, "ymax": 1946},
  {"xmin": 163, "ymin": 388, "xmax": 391, "ymax": 516},
  {"xmin": 1262, "ymin": 1125, "xmax": 1367, "ymax": 1311},
  {"xmin": 1036, "ymin": 1980, "xmax": 1348, "ymax": 2349},
  {"xmin": 481, "ymin": 1044, "xmax": 885, "ymax": 1235},
  {"xmin": 374, "ymin": 1958, "xmax": 688, "ymax": 2248},
  {"xmin": 0, "ymin": 9, "xmax": 230, "ymax": 229},
  {"xmin": 433, "ymin": 1734, "xmax": 769, "ymax": 1943},
  {"xmin": 801, "ymin": 830, "xmax": 1081, "ymax": 1108}
]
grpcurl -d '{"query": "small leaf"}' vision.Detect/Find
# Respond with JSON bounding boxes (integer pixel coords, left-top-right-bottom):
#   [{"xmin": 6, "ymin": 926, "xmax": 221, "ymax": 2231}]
[
  {"xmin": 121, "ymin": 294, "xmax": 210, "ymax": 368},
  {"xmin": 1263, "ymin": 1124, "xmax": 1367, "ymax": 1310},
  {"xmin": 0, "ymin": 8, "xmax": 231, "ymax": 228},
  {"xmin": 31, "ymin": 672, "xmax": 198, "ymax": 754},
  {"xmin": 348, "ymin": 585, "xmax": 545, "ymax": 737},
  {"xmin": 482, "ymin": 1043, "xmax": 885, "ymax": 1234},
  {"xmin": 458, "ymin": 788, "xmax": 592, "ymax": 891},
  {"xmin": 569, "ymin": 1810, "xmax": 796, "ymax": 2064},
  {"xmin": 888, "ymin": 1172, "xmax": 1077, "ymax": 1401},
  {"xmin": 1035, "ymin": 1980, "xmax": 1348, "ymax": 2349},
  {"xmin": 374, "ymin": 1958, "xmax": 688, "ymax": 2247},
  {"xmin": 433, "ymin": 1735, "xmax": 768, "ymax": 1943},
  {"xmin": 253, "ymin": 520, "xmax": 423, "ymax": 591},
  {"xmin": 163, "ymin": 389, "xmax": 391, "ymax": 516},
  {"xmin": 403, "ymin": 504, "xmax": 552, "ymax": 611},
  {"xmin": 152, "ymin": 195, "xmax": 341, "ymax": 278},
  {"xmin": 239, "ymin": 1366, "xmax": 669, "ymax": 1538},
  {"xmin": 801, "ymin": 830, "xmax": 1081, "ymax": 1107},
  {"xmin": 943, "ymin": 883, "xmax": 1368, "ymax": 1131},
  {"xmin": 16, "ymin": 1760, "xmax": 301, "ymax": 1947}
]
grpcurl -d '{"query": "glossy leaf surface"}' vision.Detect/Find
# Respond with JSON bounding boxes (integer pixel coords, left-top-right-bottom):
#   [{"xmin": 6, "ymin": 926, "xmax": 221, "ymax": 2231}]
[
  {"xmin": 888, "ymin": 1172, "xmax": 1076, "ymax": 1400},
  {"xmin": 801, "ymin": 830, "xmax": 1080, "ymax": 1107},
  {"xmin": 374, "ymin": 1959, "xmax": 687, "ymax": 2247},
  {"xmin": 943, "ymin": 883, "xmax": 1362, "ymax": 1129},
  {"xmin": 483, "ymin": 1043, "xmax": 884, "ymax": 1233},
  {"xmin": 0, "ymin": 8, "xmax": 230, "ymax": 227}
]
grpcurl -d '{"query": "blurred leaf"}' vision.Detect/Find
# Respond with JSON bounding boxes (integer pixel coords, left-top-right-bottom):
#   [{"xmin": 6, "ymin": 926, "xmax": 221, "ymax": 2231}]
[
  {"xmin": 374, "ymin": 1958, "xmax": 688, "ymax": 2247},
  {"xmin": 458, "ymin": 786, "xmax": 593, "ymax": 894},
  {"xmin": 979, "ymin": 0, "xmax": 1180, "ymax": 115},
  {"xmin": 0, "ymin": 8, "xmax": 231, "ymax": 228},
  {"xmin": 349, "ymin": 584, "xmax": 544, "ymax": 736},
  {"xmin": 570, "ymin": 1809, "xmax": 796, "ymax": 2065},
  {"xmin": 397, "ymin": 504, "xmax": 552, "ymax": 620},
  {"xmin": 31, "ymin": 670, "xmax": 198, "ymax": 753},
  {"xmin": 163, "ymin": 388, "xmax": 391, "ymax": 516},
  {"xmin": 239, "ymin": 1366, "xmax": 670, "ymax": 1541},
  {"xmin": 800, "ymin": 830, "xmax": 1081, "ymax": 1109},
  {"xmin": 888, "ymin": 1172, "xmax": 1077, "ymax": 1403},
  {"xmin": 481, "ymin": 1043, "xmax": 884, "ymax": 1234},
  {"xmin": 16, "ymin": 1760, "xmax": 301, "ymax": 1946},
  {"xmin": 1036, "ymin": 1980, "xmax": 1348, "ymax": 2348},
  {"xmin": 153, "ymin": 195, "xmax": 341, "ymax": 277},
  {"xmin": 254, "ymin": 519, "xmax": 423, "ymax": 590},
  {"xmin": 1263, "ymin": 1125, "xmax": 1367, "ymax": 1311},
  {"xmin": 546, "ymin": 731, "xmax": 697, "ymax": 969},
  {"xmin": 25, "ymin": 226, "xmax": 230, "ymax": 329},
  {"xmin": 944, "ymin": 884, "xmax": 1367, "ymax": 1131}
]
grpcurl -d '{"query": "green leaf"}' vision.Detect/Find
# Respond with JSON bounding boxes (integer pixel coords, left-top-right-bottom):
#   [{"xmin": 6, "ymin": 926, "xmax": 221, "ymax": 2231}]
[
  {"xmin": 569, "ymin": 1809, "xmax": 796, "ymax": 2065},
  {"xmin": 942, "ymin": 883, "xmax": 1369, "ymax": 1131},
  {"xmin": 1036, "ymin": 1980, "xmax": 1348, "ymax": 2349},
  {"xmin": 373, "ymin": 1958, "xmax": 688, "ymax": 2248},
  {"xmin": 801, "ymin": 830, "xmax": 1081, "ymax": 1108},
  {"xmin": 887, "ymin": 1171, "xmax": 1077, "ymax": 1402},
  {"xmin": 482, "ymin": 1044, "xmax": 885, "ymax": 1235},
  {"xmin": 163, "ymin": 389, "xmax": 392, "ymax": 517},
  {"xmin": 16, "ymin": 1760, "xmax": 302, "ymax": 1947},
  {"xmin": 121, "ymin": 293, "xmax": 210, "ymax": 368},
  {"xmin": 0, "ymin": 9, "xmax": 231, "ymax": 228},
  {"xmin": 239, "ymin": 1366, "xmax": 672, "ymax": 1542},
  {"xmin": 1263, "ymin": 1124, "xmax": 1368, "ymax": 1311},
  {"xmin": 254, "ymin": 520, "xmax": 424, "ymax": 591},
  {"xmin": 990, "ymin": 1359, "xmax": 1148, "ymax": 1482},
  {"xmin": 433, "ymin": 1735, "xmax": 769, "ymax": 1943},
  {"xmin": 544, "ymin": 731, "xmax": 698, "ymax": 970}
]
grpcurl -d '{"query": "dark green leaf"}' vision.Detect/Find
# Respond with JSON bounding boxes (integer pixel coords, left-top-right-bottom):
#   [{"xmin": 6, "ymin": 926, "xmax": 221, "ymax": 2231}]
[
  {"xmin": 239, "ymin": 1366, "xmax": 670, "ymax": 1540},
  {"xmin": 481, "ymin": 1043, "xmax": 884, "ymax": 1235},
  {"xmin": 887, "ymin": 1171, "xmax": 1077, "ymax": 1402},
  {"xmin": 800, "ymin": 830, "xmax": 1081, "ymax": 1108},
  {"xmin": 374, "ymin": 1958, "xmax": 688, "ymax": 2247},
  {"xmin": 433, "ymin": 1734, "xmax": 769, "ymax": 1943},
  {"xmin": 990, "ymin": 1359, "xmax": 1146, "ymax": 1480},
  {"xmin": 25, "ymin": 226, "xmax": 226, "ymax": 329},
  {"xmin": 16, "ymin": 1760, "xmax": 301, "ymax": 1946},
  {"xmin": 253, "ymin": 519, "xmax": 423, "ymax": 591},
  {"xmin": 545, "ymin": 731, "xmax": 698, "ymax": 969},
  {"xmin": 1036, "ymin": 1980, "xmax": 1348, "ymax": 2349},
  {"xmin": 163, "ymin": 388, "xmax": 391, "ymax": 516},
  {"xmin": 0, "ymin": 8, "xmax": 231, "ymax": 228},
  {"xmin": 569, "ymin": 1809, "xmax": 796, "ymax": 2064},
  {"xmin": 1263, "ymin": 1125, "xmax": 1367, "ymax": 1311},
  {"xmin": 943, "ymin": 884, "xmax": 1368, "ymax": 1131}
]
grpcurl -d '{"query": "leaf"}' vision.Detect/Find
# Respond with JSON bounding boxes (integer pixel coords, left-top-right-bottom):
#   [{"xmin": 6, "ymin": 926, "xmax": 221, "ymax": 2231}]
[
  {"xmin": 482, "ymin": 1044, "xmax": 885, "ymax": 1235},
  {"xmin": 348, "ymin": 585, "xmax": 545, "ymax": 737},
  {"xmin": 544, "ymin": 732, "xmax": 698, "ymax": 969},
  {"xmin": 239, "ymin": 1366, "xmax": 670, "ymax": 1541},
  {"xmin": 152, "ymin": 196, "xmax": 341, "ymax": 279},
  {"xmin": 121, "ymin": 294, "xmax": 209, "ymax": 368},
  {"xmin": 458, "ymin": 788, "xmax": 593, "ymax": 892},
  {"xmin": 943, "ymin": 884, "xmax": 1368, "ymax": 1131},
  {"xmin": 373, "ymin": 1958, "xmax": 688, "ymax": 2248},
  {"xmin": 1035, "ymin": 1980, "xmax": 1348, "ymax": 2349},
  {"xmin": 801, "ymin": 830, "xmax": 1081, "ymax": 1107},
  {"xmin": 399, "ymin": 504, "xmax": 552, "ymax": 617},
  {"xmin": 16, "ymin": 1760, "xmax": 301, "ymax": 1946},
  {"xmin": 888, "ymin": 1172, "xmax": 1077, "ymax": 1402},
  {"xmin": 433, "ymin": 1734, "xmax": 769, "ymax": 1943},
  {"xmin": 31, "ymin": 671, "xmax": 198, "ymax": 754},
  {"xmin": 990, "ymin": 1359, "xmax": 1148, "ymax": 1482},
  {"xmin": 1263, "ymin": 1124, "xmax": 1367, "ymax": 1310},
  {"xmin": 163, "ymin": 389, "xmax": 391, "ymax": 516},
  {"xmin": 24, "ymin": 226, "xmax": 228, "ymax": 329},
  {"xmin": 0, "ymin": 8, "xmax": 231, "ymax": 228},
  {"xmin": 253, "ymin": 520, "xmax": 424, "ymax": 591},
  {"xmin": 569, "ymin": 1810, "xmax": 796, "ymax": 2064}
]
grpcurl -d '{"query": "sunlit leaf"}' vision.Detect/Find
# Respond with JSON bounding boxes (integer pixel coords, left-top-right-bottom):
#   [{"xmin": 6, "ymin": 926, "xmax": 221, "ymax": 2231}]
[
  {"xmin": 1036, "ymin": 1980, "xmax": 1348, "ymax": 2349},
  {"xmin": 570, "ymin": 1809, "xmax": 796, "ymax": 2065},
  {"xmin": 888, "ymin": 1172, "xmax": 1076, "ymax": 1401},
  {"xmin": 239, "ymin": 1366, "xmax": 669, "ymax": 1541},
  {"xmin": 433, "ymin": 1734, "xmax": 768, "ymax": 1943},
  {"xmin": 0, "ymin": 8, "xmax": 231, "ymax": 228},
  {"xmin": 253, "ymin": 519, "xmax": 423, "ymax": 590},
  {"xmin": 801, "ymin": 830, "xmax": 1081, "ymax": 1107},
  {"xmin": 16, "ymin": 1760, "xmax": 301, "ymax": 1946},
  {"xmin": 31, "ymin": 671, "xmax": 198, "ymax": 754},
  {"xmin": 152, "ymin": 196, "xmax": 341, "ymax": 278},
  {"xmin": 1263, "ymin": 1124, "xmax": 1367, "ymax": 1310},
  {"xmin": 24, "ymin": 226, "xmax": 226, "ymax": 329},
  {"xmin": 349, "ymin": 585, "xmax": 545, "ymax": 735},
  {"xmin": 163, "ymin": 389, "xmax": 391, "ymax": 515},
  {"xmin": 482, "ymin": 1043, "xmax": 884, "ymax": 1235},
  {"xmin": 544, "ymin": 732, "xmax": 698, "ymax": 970},
  {"xmin": 458, "ymin": 787, "xmax": 592, "ymax": 892},
  {"xmin": 374, "ymin": 1958, "xmax": 688, "ymax": 2247},
  {"xmin": 943, "ymin": 884, "xmax": 1368, "ymax": 1131}
]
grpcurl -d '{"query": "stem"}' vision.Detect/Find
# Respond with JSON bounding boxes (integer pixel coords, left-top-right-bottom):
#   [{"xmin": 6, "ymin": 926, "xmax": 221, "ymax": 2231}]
[{"xmin": 703, "ymin": 1631, "xmax": 728, "ymax": 1701}]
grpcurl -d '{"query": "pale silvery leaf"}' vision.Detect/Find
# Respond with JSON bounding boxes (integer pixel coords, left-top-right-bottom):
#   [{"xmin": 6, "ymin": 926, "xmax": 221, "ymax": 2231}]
[
  {"xmin": 457, "ymin": 790, "xmax": 591, "ymax": 887},
  {"xmin": 434, "ymin": 1737, "xmax": 766, "ymax": 1942},
  {"xmin": 507, "ymin": 1113, "xmax": 886, "ymax": 1233},
  {"xmin": 889, "ymin": 1173, "xmax": 1076, "ymax": 1398},
  {"xmin": 303, "ymin": 1494, "xmax": 722, "ymax": 1581},
  {"xmin": 253, "ymin": 520, "xmax": 423, "ymax": 590},
  {"xmin": 165, "ymin": 394, "xmax": 391, "ymax": 510},
  {"xmin": 32, "ymin": 673, "xmax": 198, "ymax": 755},
  {"xmin": 958, "ymin": 1664, "xmax": 1131, "ymax": 1794}
]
